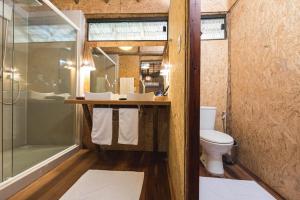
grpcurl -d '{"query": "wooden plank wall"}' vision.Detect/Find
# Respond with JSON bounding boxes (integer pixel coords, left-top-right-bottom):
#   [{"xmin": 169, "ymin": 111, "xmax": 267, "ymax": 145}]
[{"xmin": 228, "ymin": 0, "xmax": 300, "ymax": 199}]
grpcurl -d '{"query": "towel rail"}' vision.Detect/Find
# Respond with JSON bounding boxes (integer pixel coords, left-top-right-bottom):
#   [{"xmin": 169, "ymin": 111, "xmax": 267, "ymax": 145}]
[{"xmin": 65, "ymin": 98, "xmax": 170, "ymax": 158}]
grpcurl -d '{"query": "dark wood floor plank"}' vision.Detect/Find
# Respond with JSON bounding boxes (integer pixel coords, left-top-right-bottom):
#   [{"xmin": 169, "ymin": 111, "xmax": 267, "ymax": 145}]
[{"xmin": 10, "ymin": 150, "xmax": 171, "ymax": 200}]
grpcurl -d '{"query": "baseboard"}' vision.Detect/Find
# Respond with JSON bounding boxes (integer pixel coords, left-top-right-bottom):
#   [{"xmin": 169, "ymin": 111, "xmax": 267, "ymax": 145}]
[
  {"xmin": 167, "ymin": 163, "xmax": 176, "ymax": 200},
  {"xmin": 234, "ymin": 162, "xmax": 285, "ymax": 200},
  {"xmin": 0, "ymin": 145, "xmax": 79, "ymax": 200}
]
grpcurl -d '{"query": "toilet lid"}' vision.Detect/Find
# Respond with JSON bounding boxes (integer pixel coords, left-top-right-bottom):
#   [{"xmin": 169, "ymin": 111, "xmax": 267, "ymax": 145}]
[{"xmin": 200, "ymin": 130, "xmax": 234, "ymax": 144}]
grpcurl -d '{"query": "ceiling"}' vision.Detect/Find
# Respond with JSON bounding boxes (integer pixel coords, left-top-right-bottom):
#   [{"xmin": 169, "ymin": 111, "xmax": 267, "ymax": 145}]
[{"xmin": 51, "ymin": 0, "xmax": 170, "ymax": 15}]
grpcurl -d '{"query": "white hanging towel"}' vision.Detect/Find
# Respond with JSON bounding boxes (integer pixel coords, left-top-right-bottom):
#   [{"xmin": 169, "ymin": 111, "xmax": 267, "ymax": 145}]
[
  {"xmin": 118, "ymin": 108, "xmax": 139, "ymax": 145},
  {"xmin": 120, "ymin": 77, "xmax": 134, "ymax": 95},
  {"xmin": 91, "ymin": 108, "xmax": 113, "ymax": 145}
]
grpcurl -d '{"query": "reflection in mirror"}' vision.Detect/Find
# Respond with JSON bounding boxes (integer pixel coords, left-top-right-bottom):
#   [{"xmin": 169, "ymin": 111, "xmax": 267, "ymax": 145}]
[
  {"xmin": 89, "ymin": 44, "xmax": 169, "ymax": 96},
  {"xmin": 140, "ymin": 60, "xmax": 165, "ymax": 95},
  {"xmin": 90, "ymin": 47, "xmax": 118, "ymax": 93}
]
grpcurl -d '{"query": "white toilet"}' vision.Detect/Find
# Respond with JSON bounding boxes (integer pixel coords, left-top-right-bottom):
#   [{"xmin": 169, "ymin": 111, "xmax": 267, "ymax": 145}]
[{"xmin": 200, "ymin": 106, "xmax": 234, "ymax": 176}]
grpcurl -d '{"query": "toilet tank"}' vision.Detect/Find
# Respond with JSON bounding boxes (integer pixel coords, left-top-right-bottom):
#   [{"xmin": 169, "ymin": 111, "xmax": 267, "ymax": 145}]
[{"xmin": 200, "ymin": 106, "xmax": 217, "ymax": 130}]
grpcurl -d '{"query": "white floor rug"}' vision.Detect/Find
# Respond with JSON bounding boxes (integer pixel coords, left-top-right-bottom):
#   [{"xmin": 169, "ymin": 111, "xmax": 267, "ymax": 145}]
[
  {"xmin": 200, "ymin": 177, "xmax": 276, "ymax": 200},
  {"xmin": 60, "ymin": 170, "xmax": 144, "ymax": 200}
]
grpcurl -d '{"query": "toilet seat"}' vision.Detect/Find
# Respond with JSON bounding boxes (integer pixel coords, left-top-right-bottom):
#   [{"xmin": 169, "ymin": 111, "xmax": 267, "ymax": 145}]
[{"xmin": 200, "ymin": 130, "xmax": 234, "ymax": 144}]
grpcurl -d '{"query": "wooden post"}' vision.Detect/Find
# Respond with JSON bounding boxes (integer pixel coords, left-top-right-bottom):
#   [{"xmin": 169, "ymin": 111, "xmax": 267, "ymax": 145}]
[{"xmin": 185, "ymin": 0, "xmax": 201, "ymax": 199}]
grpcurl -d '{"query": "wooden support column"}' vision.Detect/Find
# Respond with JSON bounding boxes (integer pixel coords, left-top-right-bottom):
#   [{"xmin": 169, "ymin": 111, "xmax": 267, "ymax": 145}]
[{"xmin": 185, "ymin": 0, "xmax": 201, "ymax": 199}]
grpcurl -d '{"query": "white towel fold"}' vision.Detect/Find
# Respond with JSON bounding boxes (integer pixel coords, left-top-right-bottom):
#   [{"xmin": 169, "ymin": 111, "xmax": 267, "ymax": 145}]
[
  {"xmin": 92, "ymin": 108, "xmax": 113, "ymax": 145},
  {"xmin": 118, "ymin": 108, "xmax": 139, "ymax": 145}
]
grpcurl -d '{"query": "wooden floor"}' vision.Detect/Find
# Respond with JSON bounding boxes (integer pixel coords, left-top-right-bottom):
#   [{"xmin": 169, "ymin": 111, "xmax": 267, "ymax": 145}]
[
  {"xmin": 10, "ymin": 150, "xmax": 171, "ymax": 200},
  {"xmin": 10, "ymin": 150, "xmax": 285, "ymax": 200},
  {"xmin": 200, "ymin": 162, "xmax": 285, "ymax": 200}
]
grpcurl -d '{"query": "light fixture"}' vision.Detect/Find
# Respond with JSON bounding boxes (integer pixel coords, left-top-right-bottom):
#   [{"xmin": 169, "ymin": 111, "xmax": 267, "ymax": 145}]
[
  {"xmin": 64, "ymin": 65, "xmax": 74, "ymax": 70},
  {"xmin": 13, "ymin": 73, "xmax": 21, "ymax": 81},
  {"xmin": 119, "ymin": 46, "xmax": 133, "ymax": 51},
  {"xmin": 81, "ymin": 61, "xmax": 96, "ymax": 71},
  {"xmin": 59, "ymin": 59, "xmax": 73, "ymax": 66},
  {"xmin": 160, "ymin": 68, "xmax": 169, "ymax": 76},
  {"xmin": 81, "ymin": 42, "xmax": 96, "ymax": 71},
  {"xmin": 164, "ymin": 63, "xmax": 171, "ymax": 69},
  {"xmin": 145, "ymin": 76, "xmax": 152, "ymax": 81},
  {"xmin": 141, "ymin": 63, "xmax": 150, "ymax": 70}
]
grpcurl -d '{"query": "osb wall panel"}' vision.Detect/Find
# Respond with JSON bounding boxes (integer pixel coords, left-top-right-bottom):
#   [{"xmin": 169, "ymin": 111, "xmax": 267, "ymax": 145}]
[
  {"xmin": 201, "ymin": 40, "xmax": 228, "ymax": 131},
  {"xmin": 229, "ymin": 0, "xmax": 300, "ymax": 199},
  {"xmin": 119, "ymin": 55, "xmax": 140, "ymax": 92},
  {"xmin": 51, "ymin": 0, "xmax": 169, "ymax": 14},
  {"xmin": 227, "ymin": 0, "xmax": 238, "ymax": 10},
  {"xmin": 168, "ymin": 0, "xmax": 187, "ymax": 199},
  {"xmin": 201, "ymin": 0, "xmax": 228, "ymax": 13},
  {"xmin": 82, "ymin": 107, "xmax": 169, "ymax": 152}
]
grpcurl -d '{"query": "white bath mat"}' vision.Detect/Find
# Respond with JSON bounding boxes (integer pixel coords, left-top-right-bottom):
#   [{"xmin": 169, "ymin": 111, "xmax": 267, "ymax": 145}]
[
  {"xmin": 60, "ymin": 170, "xmax": 144, "ymax": 200},
  {"xmin": 200, "ymin": 177, "xmax": 276, "ymax": 200}
]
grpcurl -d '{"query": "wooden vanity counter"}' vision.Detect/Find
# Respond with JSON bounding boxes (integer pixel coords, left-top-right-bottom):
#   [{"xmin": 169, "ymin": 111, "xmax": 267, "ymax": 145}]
[
  {"xmin": 65, "ymin": 97, "xmax": 170, "ymax": 154},
  {"xmin": 64, "ymin": 99, "xmax": 171, "ymax": 106}
]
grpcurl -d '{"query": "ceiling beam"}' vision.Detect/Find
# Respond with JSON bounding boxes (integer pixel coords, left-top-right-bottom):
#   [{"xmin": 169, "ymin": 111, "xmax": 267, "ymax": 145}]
[
  {"xmin": 87, "ymin": 41, "xmax": 167, "ymax": 48},
  {"xmin": 74, "ymin": 0, "xmax": 80, "ymax": 4}
]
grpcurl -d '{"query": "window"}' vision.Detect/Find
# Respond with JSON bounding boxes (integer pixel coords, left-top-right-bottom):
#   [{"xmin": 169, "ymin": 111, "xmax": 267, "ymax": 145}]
[
  {"xmin": 201, "ymin": 15, "xmax": 226, "ymax": 40},
  {"xmin": 88, "ymin": 20, "xmax": 168, "ymax": 41}
]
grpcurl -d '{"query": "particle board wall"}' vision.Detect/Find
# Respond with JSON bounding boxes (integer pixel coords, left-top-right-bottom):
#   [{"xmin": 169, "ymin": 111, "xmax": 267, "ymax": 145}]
[
  {"xmin": 227, "ymin": 0, "xmax": 238, "ymax": 10},
  {"xmin": 229, "ymin": 0, "xmax": 300, "ymax": 199},
  {"xmin": 201, "ymin": 40, "xmax": 228, "ymax": 131},
  {"xmin": 201, "ymin": 0, "xmax": 228, "ymax": 13},
  {"xmin": 51, "ymin": 0, "xmax": 170, "ymax": 14},
  {"xmin": 119, "ymin": 55, "xmax": 140, "ymax": 93},
  {"xmin": 168, "ymin": 0, "xmax": 187, "ymax": 199}
]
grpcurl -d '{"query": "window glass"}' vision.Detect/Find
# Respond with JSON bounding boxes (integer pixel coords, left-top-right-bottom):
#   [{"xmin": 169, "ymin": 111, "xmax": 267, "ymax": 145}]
[
  {"xmin": 88, "ymin": 21, "xmax": 168, "ymax": 41},
  {"xmin": 201, "ymin": 16, "xmax": 226, "ymax": 40}
]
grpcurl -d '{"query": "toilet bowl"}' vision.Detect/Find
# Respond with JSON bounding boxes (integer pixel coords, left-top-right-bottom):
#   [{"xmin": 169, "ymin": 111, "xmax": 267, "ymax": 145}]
[{"xmin": 200, "ymin": 106, "xmax": 234, "ymax": 176}]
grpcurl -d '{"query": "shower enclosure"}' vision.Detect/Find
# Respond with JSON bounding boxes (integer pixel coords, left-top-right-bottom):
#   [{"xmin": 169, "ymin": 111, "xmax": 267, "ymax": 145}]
[{"xmin": 0, "ymin": 0, "xmax": 78, "ymax": 182}]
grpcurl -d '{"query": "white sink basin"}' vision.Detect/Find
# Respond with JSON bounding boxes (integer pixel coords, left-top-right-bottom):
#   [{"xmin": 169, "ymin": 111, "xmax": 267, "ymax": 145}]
[
  {"xmin": 126, "ymin": 92, "xmax": 155, "ymax": 101},
  {"xmin": 85, "ymin": 92, "xmax": 113, "ymax": 100}
]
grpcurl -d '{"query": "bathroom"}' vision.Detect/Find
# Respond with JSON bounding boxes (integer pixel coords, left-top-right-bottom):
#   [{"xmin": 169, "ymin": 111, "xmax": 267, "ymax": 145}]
[{"xmin": 0, "ymin": 0, "xmax": 299, "ymax": 199}]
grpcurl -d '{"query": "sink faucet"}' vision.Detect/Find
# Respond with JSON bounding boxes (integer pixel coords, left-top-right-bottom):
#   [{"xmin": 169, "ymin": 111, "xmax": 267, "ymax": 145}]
[{"xmin": 140, "ymin": 80, "xmax": 146, "ymax": 94}]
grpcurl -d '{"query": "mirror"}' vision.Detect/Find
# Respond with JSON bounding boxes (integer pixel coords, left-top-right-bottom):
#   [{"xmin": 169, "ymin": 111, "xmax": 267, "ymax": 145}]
[
  {"xmin": 90, "ymin": 47, "xmax": 118, "ymax": 93},
  {"xmin": 89, "ymin": 44, "xmax": 169, "ymax": 95}
]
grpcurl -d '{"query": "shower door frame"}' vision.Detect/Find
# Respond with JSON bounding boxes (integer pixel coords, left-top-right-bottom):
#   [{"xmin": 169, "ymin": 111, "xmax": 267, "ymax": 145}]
[{"xmin": 0, "ymin": 0, "xmax": 81, "ymax": 198}]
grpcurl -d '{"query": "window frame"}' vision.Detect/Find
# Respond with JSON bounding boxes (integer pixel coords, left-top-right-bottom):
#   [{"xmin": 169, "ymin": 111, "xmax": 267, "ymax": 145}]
[
  {"xmin": 87, "ymin": 17, "xmax": 169, "ymax": 42},
  {"xmin": 201, "ymin": 14, "xmax": 227, "ymax": 41}
]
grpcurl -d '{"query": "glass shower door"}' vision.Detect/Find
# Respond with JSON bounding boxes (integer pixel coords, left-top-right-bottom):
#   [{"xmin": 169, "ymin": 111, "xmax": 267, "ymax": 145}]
[
  {"xmin": 0, "ymin": 0, "xmax": 78, "ymax": 183},
  {"xmin": 1, "ymin": 0, "xmax": 14, "ymax": 182}
]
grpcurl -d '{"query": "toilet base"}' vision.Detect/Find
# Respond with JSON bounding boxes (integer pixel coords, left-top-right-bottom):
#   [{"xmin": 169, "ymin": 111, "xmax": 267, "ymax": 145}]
[{"xmin": 200, "ymin": 152, "xmax": 225, "ymax": 177}]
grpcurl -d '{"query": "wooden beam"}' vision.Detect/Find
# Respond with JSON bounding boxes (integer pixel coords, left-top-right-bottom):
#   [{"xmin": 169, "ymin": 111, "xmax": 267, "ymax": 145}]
[
  {"xmin": 99, "ymin": 51, "xmax": 163, "ymax": 56},
  {"xmin": 74, "ymin": 0, "xmax": 80, "ymax": 4},
  {"xmin": 85, "ymin": 13, "xmax": 168, "ymax": 20},
  {"xmin": 87, "ymin": 41, "xmax": 167, "ymax": 48},
  {"xmin": 185, "ymin": 0, "xmax": 201, "ymax": 199}
]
